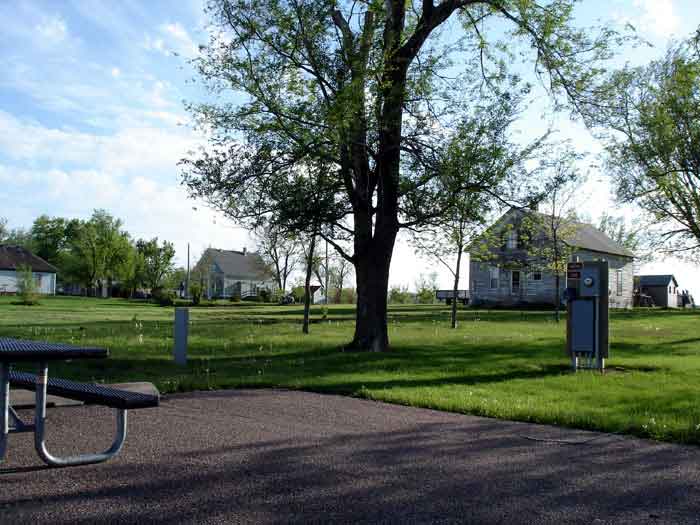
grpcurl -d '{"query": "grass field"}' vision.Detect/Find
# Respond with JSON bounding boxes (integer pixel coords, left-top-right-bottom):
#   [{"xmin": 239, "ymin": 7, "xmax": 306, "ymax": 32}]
[{"xmin": 1, "ymin": 296, "xmax": 699, "ymax": 445}]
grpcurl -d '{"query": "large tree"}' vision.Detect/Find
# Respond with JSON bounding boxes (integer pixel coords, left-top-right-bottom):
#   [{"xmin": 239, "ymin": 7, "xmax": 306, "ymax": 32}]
[
  {"xmin": 183, "ymin": 0, "xmax": 623, "ymax": 351},
  {"xmin": 587, "ymin": 28, "xmax": 700, "ymax": 257},
  {"xmin": 30, "ymin": 215, "xmax": 69, "ymax": 267},
  {"xmin": 65, "ymin": 210, "xmax": 132, "ymax": 295},
  {"xmin": 135, "ymin": 238, "xmax": 177, "ymax": 292}
]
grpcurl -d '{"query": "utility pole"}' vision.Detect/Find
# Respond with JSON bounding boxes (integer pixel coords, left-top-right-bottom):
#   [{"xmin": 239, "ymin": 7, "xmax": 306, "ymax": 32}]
[
  {"xmin": 186, "ymin": 242, "xmax": 190, "ymax": 299},
  {"xmin": 325, "ymin": 237, "xmax": 329, "ymax": 305}
]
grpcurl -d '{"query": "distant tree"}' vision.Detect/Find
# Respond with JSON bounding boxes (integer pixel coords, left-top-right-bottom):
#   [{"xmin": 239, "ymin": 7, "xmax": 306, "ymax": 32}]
[
  {"xmin": 329, "ymin": 256, "xmax": 354, "ymax": 304},
  {"xmin": 2, "ymin": 226, "xmax": 33, "ymax": 249},
  {"xmin": 0, "ymin": 217, "xmax": 7, "ymax": 241},
  {"xmin": 135, "ymin": 238, "xmax": 177, "ymax": 292},
  {"xmin": 253, "ymin": 223, "xmax": 299, "ymax": 293},
  {"xmin": 65, "ymin": 210, "xmax": 132, "ymax": 295},
  {"xmin": 164, "ymin": 267, "xmax": 188, "ymax": 295},
  {"xmin": 30, "ymin": 215, "xmax": 69, "ymax": 266},
  {"xmin": 520, "ymin": 152, "xmax": 584, "ymax": 322},
  {"xmin": 409, "ymin": 100, "xmax": 534, "ymax": 327},
  {"xmin": 118, "ymin": 247, "xmax": 145, "ymax": 298},
  {"xmin": 597, "ymin": 213, "xmax": 643, "ymax": 255},
  {"xmin": 388, "ymin": 285, "xmax": 412, "ymax": 305},
  {"xmin": 586, "ymin": 29, "xmax": 700, "ymax": 257},
  {"xmin": 415, "ymin": 272, "xmax": 439, "ymax": 305}
]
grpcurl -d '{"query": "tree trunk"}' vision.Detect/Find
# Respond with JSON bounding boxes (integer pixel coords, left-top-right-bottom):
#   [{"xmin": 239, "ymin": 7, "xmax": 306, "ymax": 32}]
[
  {"xmin": 349, "ymin": 233, "xmax": 395, "ymax": 352},
  {"xmin": 302, "ymin": 234, "xmax": 316, "ymax": 334},
  {"xmin": 451, "ymin": 249, "xmax": 463, "ymax": 329},
  {"xmin": 554, "ymin": 273, "xmax": 561, "ymax": 323}
]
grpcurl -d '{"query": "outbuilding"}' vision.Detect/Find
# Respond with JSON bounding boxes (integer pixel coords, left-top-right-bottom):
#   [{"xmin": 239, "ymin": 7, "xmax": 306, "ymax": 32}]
[
  {"xmin": 0, "ymin": 245, "xmax": 57, "ymax": 295},
  {"xmin": 637, "ymin": 275, "xmax": 680, "ymax": 308}
]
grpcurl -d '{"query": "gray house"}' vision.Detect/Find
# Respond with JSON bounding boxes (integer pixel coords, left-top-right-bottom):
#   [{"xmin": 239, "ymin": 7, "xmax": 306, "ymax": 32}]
[
  {"xmin": 469, "ymin": 208, "xmax": 635, "ymax": 308},
  {"xmin": 637, "ymin": 275, "xmax": 680, "ymax": 308},
  {"xmin": 0, "ymin": 245, "xmax": 57, "ymax": 295},
  {"xmin": 197, "ymin": 248, "xmax": 276, "ymax": 299}
]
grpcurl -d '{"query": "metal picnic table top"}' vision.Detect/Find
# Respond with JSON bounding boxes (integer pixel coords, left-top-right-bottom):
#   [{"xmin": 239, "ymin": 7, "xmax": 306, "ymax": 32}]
[
  {"xmin": 0, "ymin": 337, "xmax": 152, "ymax": 467},
  {"xmin": 0, "ymin": 337, "xmax": 109, "ymax": 362}
]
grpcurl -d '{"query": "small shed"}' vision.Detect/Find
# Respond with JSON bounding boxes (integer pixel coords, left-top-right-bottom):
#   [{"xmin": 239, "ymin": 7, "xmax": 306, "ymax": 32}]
[
  {"xmin": 0, "ymin": 245, "xmax": 57, "ymax": 295},
  {"xmin": 637, "ymin": 275, "xmax": 679, "ymax": 308}
]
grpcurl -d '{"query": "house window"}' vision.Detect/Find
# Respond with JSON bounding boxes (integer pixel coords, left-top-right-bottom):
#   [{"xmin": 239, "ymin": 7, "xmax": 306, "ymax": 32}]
[
  {"xmin": 531, "ymin": 271, "xmax": 542, "ymax": 281},
  {"xmin": 489, "ymin": 266, "xmax": 499, "ymax": 289},
  {"xmin": 506, "ymin": 230, "xmax": 518, "ymax": 249},
  {"xmin": 511, "ymin": 271, "xmax": 521, "ymax": 294},
  {"xmin": 616, "ymin": 269, "xmax": 623, "ymax": 296}
]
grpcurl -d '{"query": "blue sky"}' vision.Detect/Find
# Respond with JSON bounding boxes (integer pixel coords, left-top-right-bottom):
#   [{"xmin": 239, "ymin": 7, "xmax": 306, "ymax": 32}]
[{"xmin": 0, "ymin": 0, "xmax": 699, "ymax": 294}]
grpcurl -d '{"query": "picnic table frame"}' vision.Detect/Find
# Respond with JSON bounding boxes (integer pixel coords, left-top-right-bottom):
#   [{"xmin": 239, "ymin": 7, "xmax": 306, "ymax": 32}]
[{"xmin": 0, "ymin": 338, "xmax": 127, "ymax": 467}]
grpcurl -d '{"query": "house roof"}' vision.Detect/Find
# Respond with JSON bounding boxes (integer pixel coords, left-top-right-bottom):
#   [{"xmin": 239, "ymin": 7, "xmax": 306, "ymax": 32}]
[
  {"xmin": 0, "ymin": 245, "xmax": 58, "ymax": 273},
  {"xmin": 482, "ymin": 208, "xmax": 635, "ymax": 258},
  {"xmin": 638, "ymin": 274, "xmax": 678, "ymax": 287},
  {"xmin": 564, "ymin": 222, "xmax": 635, "ymax": 258},
  {"xmin": 200, "ymin": 249, "xmax": 271, "ymax": 280}
]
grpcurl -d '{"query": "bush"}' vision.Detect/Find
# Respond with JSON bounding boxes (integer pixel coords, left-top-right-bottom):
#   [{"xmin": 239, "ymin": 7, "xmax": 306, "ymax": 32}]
[
  {"xmin": 389, "ymin": 285, "xmax": 411, "ymax": 304},
  {"xmin": 189, "ymin": 282, "xmax": 202, "ymax": 306},
  {"xmin": 152, "ymin": 288, "xmax": 175, "ymax": 307},
  {"xmin": 290, "ymin": 286, "xmax": 305, "ymax": 303},
  {"xmin": 16, "ymin": 265, "xmax": 40, "ymax": 306},
  {"xmin": 259, "ymin": 288, "xmax": 271, "ymax": 302},
  {"xmin": 339, "ymin": 287, "xmax": 357, "ymax": 304}
]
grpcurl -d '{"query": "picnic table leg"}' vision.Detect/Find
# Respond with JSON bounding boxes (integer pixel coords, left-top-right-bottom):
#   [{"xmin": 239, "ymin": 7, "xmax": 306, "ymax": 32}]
[
  {"xmin": 33, "ymin": 362, "xmax": 128, "ymax": 467},
  {"xmin": 0, "ymin": 363, "xmax": 8, "ymax": 462}
]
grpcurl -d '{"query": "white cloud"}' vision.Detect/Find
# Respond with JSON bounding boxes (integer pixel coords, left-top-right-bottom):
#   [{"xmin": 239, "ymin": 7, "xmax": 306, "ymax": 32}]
[
  {"xmin": 35, "ymin": 15, "xmax": 67, "ymax": 43},
  {"xmin": 145, "ymin": 21, "xmax": 199, "ymax": 58},
  {"xmin": 111, "ymin": 67, "xmax": 121, "ymax": 77},
  {"xmin": 618, "ymin": 0, "xmax": 681, "ymax": 39},
  {"xmin": 0, "ymin": 111, "xmax": 245, "ymax": 266}
]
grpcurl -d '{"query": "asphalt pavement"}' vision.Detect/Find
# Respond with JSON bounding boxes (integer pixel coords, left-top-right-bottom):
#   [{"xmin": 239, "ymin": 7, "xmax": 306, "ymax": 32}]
[{"xmin": 1, "ymin": 389, "xmax": 699, "ymax": 524}]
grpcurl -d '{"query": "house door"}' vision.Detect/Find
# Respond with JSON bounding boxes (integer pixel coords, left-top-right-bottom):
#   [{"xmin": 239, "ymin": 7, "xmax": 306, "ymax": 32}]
[{"xmin": 511, "ymin": 271, "xmax": 521, "ymax": 295}]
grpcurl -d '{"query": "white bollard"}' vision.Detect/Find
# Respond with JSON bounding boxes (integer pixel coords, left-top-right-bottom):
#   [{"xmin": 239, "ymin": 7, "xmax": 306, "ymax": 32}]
[{"xmin": 174, "ymin": 308, "xmax": 189, "ymax": 365}]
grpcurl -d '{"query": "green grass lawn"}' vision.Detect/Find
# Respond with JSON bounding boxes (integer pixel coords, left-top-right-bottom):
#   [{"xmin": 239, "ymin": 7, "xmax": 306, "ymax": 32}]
[{"xmin": 1, "ymin": 295, "xmax": 699, "ymax": 444}]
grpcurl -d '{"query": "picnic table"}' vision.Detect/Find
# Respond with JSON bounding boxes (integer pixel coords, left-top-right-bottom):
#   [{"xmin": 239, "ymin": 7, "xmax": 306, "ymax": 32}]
[{"xmin": 0, "ymin": 337, "xmax": 159, "ymax": 467}]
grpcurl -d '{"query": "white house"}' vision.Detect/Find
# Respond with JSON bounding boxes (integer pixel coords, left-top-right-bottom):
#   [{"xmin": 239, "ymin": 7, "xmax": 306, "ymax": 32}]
[
  {"xmin": 0, "ymin": 245, "xmax": 57, "ymax": 295},
  {"xmin": 196, "ymin": 248, "xmax": 277, "ymax": 299}
]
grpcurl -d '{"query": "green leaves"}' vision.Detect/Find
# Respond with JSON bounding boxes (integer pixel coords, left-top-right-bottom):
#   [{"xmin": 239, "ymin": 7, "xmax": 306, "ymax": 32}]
[{"xmin": 587, "ymin": 29, "xmax": 700, "ymax": 257}]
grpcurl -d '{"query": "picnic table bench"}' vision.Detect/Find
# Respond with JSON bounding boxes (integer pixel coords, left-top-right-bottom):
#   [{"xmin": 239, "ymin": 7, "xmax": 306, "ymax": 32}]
[{"xmin": 0, "ymin": 337, "xmax": 159, "ymax": 467}]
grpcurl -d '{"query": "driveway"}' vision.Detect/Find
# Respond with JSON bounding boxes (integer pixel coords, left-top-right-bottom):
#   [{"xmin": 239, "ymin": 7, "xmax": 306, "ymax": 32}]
[{"xmin": 1, "ymin": 389, "xmax": 698, "ymax": 524}]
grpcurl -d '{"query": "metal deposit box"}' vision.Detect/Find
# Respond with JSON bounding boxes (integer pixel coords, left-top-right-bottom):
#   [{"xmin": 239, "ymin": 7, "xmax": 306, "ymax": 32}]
[{"xmin": 565, "ymin": 260, "xmax": 609, "ymax": 370}]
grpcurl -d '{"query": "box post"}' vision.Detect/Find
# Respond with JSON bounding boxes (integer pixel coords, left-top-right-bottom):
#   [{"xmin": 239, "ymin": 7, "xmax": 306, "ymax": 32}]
[{"xmin": 174, "ymin": 308, "xmax": 189, "ymax": 365}]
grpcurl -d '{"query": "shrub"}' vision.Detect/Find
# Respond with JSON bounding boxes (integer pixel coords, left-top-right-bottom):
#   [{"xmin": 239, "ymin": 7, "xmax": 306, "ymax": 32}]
[
  {"xmin": 152, "ymin": 288, "xmax": 175, "ymax": 307},
  {"xmin": 259, "ymin": 288, "xmax": 271, "ymax": 302},
  {"xmin": 339, "ymin": 287, "xmax": 357, "ymax": 304},
  {"xmin": 16, "ymin": 265, "xmax": 40, "ymax": 306},
  {"xmin": 189, "ymin": 282, "xmax": 202, "ymax": 306},
  {"xmin": 389, "ymin": 285, "xmax": 411, "ymax": 304},
  {"xmin": 290, "ymin": 286, "xmax": 305, "ymax": 303}
]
